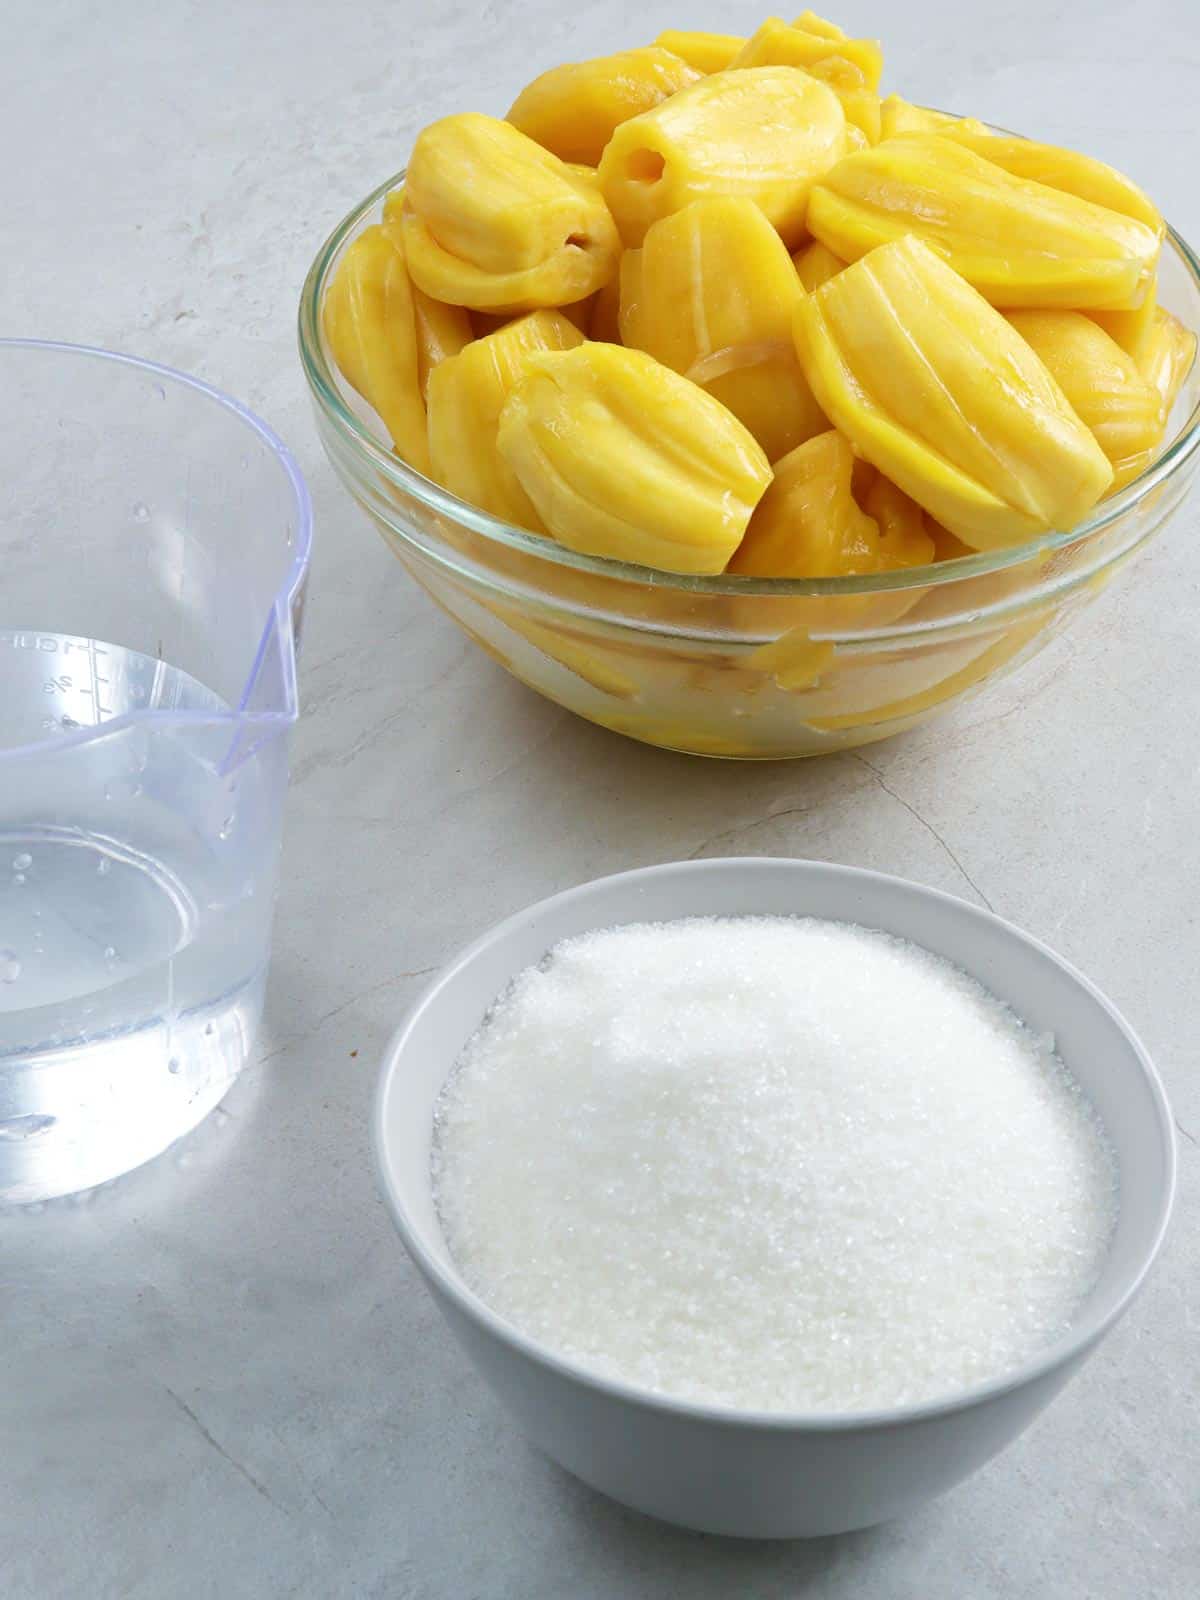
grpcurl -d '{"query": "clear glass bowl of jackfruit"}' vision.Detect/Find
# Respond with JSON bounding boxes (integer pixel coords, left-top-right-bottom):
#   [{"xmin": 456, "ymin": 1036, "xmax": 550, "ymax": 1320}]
[{"xmin": 298, "ymin": 22, "xmax": 1200, "ymax": 759}]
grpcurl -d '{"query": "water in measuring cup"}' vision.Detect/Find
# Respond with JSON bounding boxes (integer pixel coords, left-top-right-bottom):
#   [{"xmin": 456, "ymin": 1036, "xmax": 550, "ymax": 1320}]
[{"xmin": 0, "ymin": 631, "xmax": 280, "ymax": 1202}]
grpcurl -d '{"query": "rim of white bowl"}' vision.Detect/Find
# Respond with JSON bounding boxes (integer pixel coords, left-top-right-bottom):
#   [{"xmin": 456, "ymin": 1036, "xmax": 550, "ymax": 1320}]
[{"xmin": 373, "ymin": 858, "xmax": 1177, "ymax": 1432}]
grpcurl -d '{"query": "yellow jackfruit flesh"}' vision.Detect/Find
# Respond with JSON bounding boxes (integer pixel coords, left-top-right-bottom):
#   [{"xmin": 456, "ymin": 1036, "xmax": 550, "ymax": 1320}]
[
  {"xmin": 803, "ymin": 57, "xmax": 882, "ymax": 145},
  {"xmin": 597, "ymin": 67, "xmax": 850, "ymax": 248},
  {"xmin": 377, "ymin": 186, "xmax": 532, "ymax": 388},
  {"xmin": 403, "ymin": 113, "xmax": 620, "ymax": 312},
  {"xmin": 1006, "ymin": 311, "xmax": 1165, "ymax": 490},
  {"xmin": 496, "ymin": 342, "xmax": 772, "ymax": 573},
  {"xmin": 776, "ymin": 10, "xmax": 883, "ymax": 82},
  {"xmin": 841, "ymin": 123, "xmax": 870, "ymax": 154},
  {"xmin": 730, "ymin": 17, "xmax": 883, "ymax": 142},
  {"xmin": 559, "ymin": 296, "xmax": 595, "ymax": 332},
  {"xmin": 793, "ymin": 236, "xmax": 1114, "ymax": 548},
  {"xmin": 933, "ymin": 129, "xmax": 1164, "ymax": 235},
  {"xmin": 1139, "ymin": 307, "xmax": 1197, "ymax": 422},
  {"xmin": 651, "ymin": 30, "xmax": 746, "ymax": 73},
  {"xmin": 406, "ymin": 268, "xmax": 472, "ymax": 401},
  {"xmin": 506, "ymin": 48, "xmax": 700, "ymax": 166},
  {"xmin": 730, "ymin": 431, "xmax": 933, "ymax": 578},
  {"xmin": 617, "ymin": 247, "xmax": 645, "ymax": 335},
  {"xmin": 426, "ymin": 310, "xmax": 583, "ymax": 529},
  {"xmin": 879, "ymin": 97, "xmax": 990, "ymax": 140},
  {"xmin": 322, "ymin": 222, "xmax": 431, "ymax": 474},
  {"xmin": 342, "ymin": 19, "xmax": 1193, "ymax": 634},
  {"xmin": 588, "ymin": 267, "xmax": 623, "ymax": 342},
  {"xmin": 619, "ymin": 197, "xmax": 825, "ymax": 463},
  {"xmin": 792, "ymin": 9, "xmax": 851, "ymax": 42},
  {"xmin": 793, "ymin": 238, "xmax": 846, "ymax": 291},
  {"xmin": 929, "ymin": 523, "xmax": 975, "ymax": 562},
  {"xmin": 1089, "ymin": 278, "xmax": 1159, "ymax": 364},
  {"xmin": 729, "ymin": 430, "xmax": 884, "ymax": 577},
  {"xmin": 861, "ymin": 475, "xmax": 938, "ymax": 570},
  {"xmin": 911, "ymin": 123, "xmax": 1164, "ymax": 355},
  {"xmin": 807, "ymin": 135, "xmax": 1161, "ymax": 310}
]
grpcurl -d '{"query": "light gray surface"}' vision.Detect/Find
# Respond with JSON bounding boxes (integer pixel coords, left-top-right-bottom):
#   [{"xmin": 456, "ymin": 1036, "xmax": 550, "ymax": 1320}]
[{"xmin": 2, "ymin": 0, "xmax": 1197, "ymax": 1594}]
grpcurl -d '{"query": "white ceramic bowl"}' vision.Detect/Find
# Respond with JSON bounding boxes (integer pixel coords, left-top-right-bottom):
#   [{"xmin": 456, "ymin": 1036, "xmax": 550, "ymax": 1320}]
[{"xmin": 373, "ymin": 859, "xmax": 1175, "ymax": 1538}]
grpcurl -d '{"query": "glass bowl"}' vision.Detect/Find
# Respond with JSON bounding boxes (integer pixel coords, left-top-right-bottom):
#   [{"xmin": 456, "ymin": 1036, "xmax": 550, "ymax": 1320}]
[{"xmin": 300, "ymin": 172, "xmax": 1200, "ymax": 759}]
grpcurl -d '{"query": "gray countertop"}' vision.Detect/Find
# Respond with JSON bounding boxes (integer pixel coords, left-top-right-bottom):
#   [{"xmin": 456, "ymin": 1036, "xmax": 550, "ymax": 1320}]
[{"xmin": 3, "ymin": 1, "xmax": 1198, "ymax": 1594}]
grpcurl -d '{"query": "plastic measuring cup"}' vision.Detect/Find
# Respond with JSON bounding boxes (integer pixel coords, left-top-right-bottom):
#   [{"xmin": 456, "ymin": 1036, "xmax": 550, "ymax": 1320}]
[{"xmin": 0, "ymin": 341, "xmax": 312, "ymax": 1202}]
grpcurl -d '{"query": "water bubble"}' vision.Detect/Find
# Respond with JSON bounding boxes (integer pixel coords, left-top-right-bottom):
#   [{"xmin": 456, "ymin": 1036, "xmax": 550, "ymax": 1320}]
[
  {"xmin": 175, "ymin": 1148, "xmax": 194, "ymax": 1169},
  {"xmin": 97, "ymin": 858, "xmax": 112, "ymax": 876},
  {"xmin": 12, "ymin": 874, "xmax": 26, "ymax": 887},
  {"xmin": 130, "ymin": 782, "xmax": 143, "ymax": 799},
  {"xmin": 213, "ymin": 1107, "xmax": 231, "ymax": 1128},
  {"xmin": 133, "ymin": 502, "xmax": 150, "ymax": 522},
  {"xmin": 219, "ymin": 814, "xmax": 235, "ymax": 840},
  {"xmin": 104, "ymin": 946, "xmax": 118, "ymax": 962},
  {"xmin": 13, "ymin": 853, "xmax": 32, "ymax": 872},
  {"xmin": 167, "ymin": 1056, "xmax": 181, "ymax": 1075},
  {"xmin": 41, "ymin": 717, "xmax": 56, "ymax": 730},
  {"xmin": 0, "ymin": 950, "xmax": 20, "ymax": 984}
]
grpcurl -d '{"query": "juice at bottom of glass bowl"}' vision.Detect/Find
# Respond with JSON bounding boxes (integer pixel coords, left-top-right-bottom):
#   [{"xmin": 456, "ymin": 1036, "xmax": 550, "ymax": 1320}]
[{"xmin": 0, "ymin": 631, "xmax": 288, "ymax": 1203}]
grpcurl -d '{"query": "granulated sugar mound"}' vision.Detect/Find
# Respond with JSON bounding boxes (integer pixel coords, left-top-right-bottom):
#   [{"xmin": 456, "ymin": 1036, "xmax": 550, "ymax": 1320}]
[{"xmin": 432, "ymin": 916, "xmax": 1117, "ymax": 1413}]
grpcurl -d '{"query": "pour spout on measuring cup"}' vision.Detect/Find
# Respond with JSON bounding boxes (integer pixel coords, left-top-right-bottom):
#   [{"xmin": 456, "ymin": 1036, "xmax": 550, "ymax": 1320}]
[{"xmin": 220, "ymin": 588, "xmax": 305, "ymax": 777}]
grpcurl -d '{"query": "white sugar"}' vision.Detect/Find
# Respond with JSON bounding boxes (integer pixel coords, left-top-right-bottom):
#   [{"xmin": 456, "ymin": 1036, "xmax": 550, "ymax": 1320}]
[{"xmin": 433, "ymin": 916, "xmax": 1117, "ymax": 1414}]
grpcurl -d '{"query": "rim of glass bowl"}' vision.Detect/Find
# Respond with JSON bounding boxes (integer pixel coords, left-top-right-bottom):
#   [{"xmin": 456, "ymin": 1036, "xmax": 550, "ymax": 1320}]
[{"xmin": 299, "ymin": 167, "xmax": 1200, "ymax": 601}]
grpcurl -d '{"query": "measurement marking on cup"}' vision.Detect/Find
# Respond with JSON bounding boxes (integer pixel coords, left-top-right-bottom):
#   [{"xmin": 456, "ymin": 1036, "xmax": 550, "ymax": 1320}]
[{"xmin": 92, "ymin": 640, "xmax": 113, "ymax": 720}]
